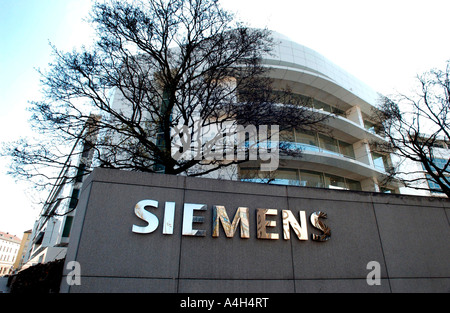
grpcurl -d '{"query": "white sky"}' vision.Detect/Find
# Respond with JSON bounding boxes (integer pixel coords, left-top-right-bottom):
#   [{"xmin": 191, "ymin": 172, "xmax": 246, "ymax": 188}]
[{"xmin": 0, "ymin": 0, "xmax": 449, "ymax": 237}]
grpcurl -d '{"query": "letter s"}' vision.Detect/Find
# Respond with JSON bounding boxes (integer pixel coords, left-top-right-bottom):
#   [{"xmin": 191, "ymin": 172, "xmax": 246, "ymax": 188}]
[
  {"xmin": 132, "ymin": 200, "xmax": 159, "ymax": 234},
  {"xmin": 310, "ymin": 211, "xmax": 331, "ymax": 242}
]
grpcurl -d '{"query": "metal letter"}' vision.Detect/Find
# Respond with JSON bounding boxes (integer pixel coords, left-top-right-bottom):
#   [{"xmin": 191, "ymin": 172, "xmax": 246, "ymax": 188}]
[
  {"xmin": 162, "ymin": 202, "xmax": 175, "ymax": 235},
  {"xmin": 310, "ymin": 211, "xmax": 331, "ymax": 241},
  {"xmin": 182, "ymin": 203, "xmax": 207, "ymax": 236},
  {"xmin": 282, "ymin": 210, "xmax": 308, "ymax": 240},
  {"xmin": 256, "ymin": 209, "xmax": 279, "ymax": 240},
  {"xmin": 132, "ymin": 200, "xmax": 159, "ymax": 234},
  {"xmin": 212, "ymin": 206, "xmax": 250, "ymax": 238}
]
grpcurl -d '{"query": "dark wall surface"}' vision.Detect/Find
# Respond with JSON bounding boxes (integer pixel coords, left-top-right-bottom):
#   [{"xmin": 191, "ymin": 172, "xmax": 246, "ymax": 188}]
[{"xmin": 61, "ymin": 168, "xmax": 450, "ymax": 293}]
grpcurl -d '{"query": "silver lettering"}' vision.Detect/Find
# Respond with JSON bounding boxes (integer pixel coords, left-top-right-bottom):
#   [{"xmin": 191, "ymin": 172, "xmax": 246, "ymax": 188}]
[
  {"xmin": 132, "ymin": 200, "xmax": 159, "ymax": 234},
  {"xmin": 182, "ymin": 203, "xmax": 207, "ymax": 236}
]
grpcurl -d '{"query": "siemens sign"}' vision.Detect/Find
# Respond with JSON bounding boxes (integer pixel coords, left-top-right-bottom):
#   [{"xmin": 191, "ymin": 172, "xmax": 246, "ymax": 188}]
[
  {"xmin": 60, "ymin": 169, "xmax": 450, "ymax": 293},
  {"xmin": 132, "ymin": 200, "xmax": 331, "ymax": 242}
]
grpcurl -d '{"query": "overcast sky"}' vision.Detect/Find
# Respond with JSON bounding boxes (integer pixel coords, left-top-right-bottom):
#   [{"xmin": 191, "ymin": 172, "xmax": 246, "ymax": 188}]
[{"xmin": 0, "ymin": 0, "xmax": 449, "ymax": 237}]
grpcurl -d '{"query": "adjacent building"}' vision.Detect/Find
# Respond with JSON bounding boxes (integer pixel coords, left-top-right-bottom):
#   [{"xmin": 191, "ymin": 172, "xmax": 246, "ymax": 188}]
[
  {"xmin": 11, "ymin": 229, "xmax": 31, "ymax": 272},
  {"xmin": 0, "ymin": 231, "xmax": 21, "ymax": 276},
  {"xmin": 20, "ymin": 116, "xmax": 99, "ymax": 271}
]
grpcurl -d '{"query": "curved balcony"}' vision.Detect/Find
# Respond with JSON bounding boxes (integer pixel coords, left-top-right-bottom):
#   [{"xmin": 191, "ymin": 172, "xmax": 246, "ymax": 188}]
[
  {"xmin": 262, "ymin": 32, "xmax": 381, "ymax": 117},
  {"xmin": 307, "ymin": 107, "xmax": 386, "ymax": 144},
  {"xmin": 278, "ymin": 141, "xmax": 386, "ymax": 181}
]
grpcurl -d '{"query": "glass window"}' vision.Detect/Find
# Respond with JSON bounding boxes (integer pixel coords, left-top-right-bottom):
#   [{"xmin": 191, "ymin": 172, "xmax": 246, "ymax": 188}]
[
  {"xmin": 364, "ymin": 120, "xmax": 384, "ymax": 135},
  {"xmin": 69, "ymin": 189, "xmax": 80, "ymax": 209},
  {"xmin": 318, "ymin": 133, "xmax": 339, "ymax": 154},
  {"xmin": 279, "ymin": 129, "xmax": 298, "ymax": 151},
  {"xmin": 433, "ymin": 158, "xmax": 448, "ymax": 170},
  {"xmin": 239, "ymin": 168, "xmax": 269, "ymax": 183},
  {"xmin": 338, "ymin": 140, "xmax": 355, "ymax": 159},
  {"xmin": 62, "ymin": 216, "xmax": 73, "ymax": 238},
  {"xmin": 239, "ymin": 168, "xmax": 299, "ymax": 186},
  {"xmin": 364, "ymin": 120, "xmax": 375, "ymax": 133},
  {"xmin": 372, "ymin": 152, "xmax": 389, "ymax": 172},
  {"xmin": 81, "ymin": 141, "xmax": 94, "ymax": 158},
  {"xmin": 241, "ymin": 167, "xmax": 363, "ymax": 192},
  {"xmin": 346, "ymin": 178, "xmax": 362, "ymax": 191},
  {"xmin": 432, "ymin": 141, "xmax": 446, "ymax": 149},
  {"xmin": 300, "ymin": 170, "xmax": 324, "ymax": 188},
  {"xmin": 295, "ymin": 130, "xmax": 316, "ymax": 145},
  {"xmin": 425, "ymin": 174, "xmax": 450, "ymax": 193},
  {"xmin": 295, "ymin": 129, "xmax": 319, "ymax": 152},
  {"xmin": 332, "ymin": 107, "xmax": 346, "ymax": 117},
  {"xmin": 314, "ymin": 100, "xmax": 332, "ymax": 112},
  {"xmin": 325, "ymin": 174, "xmax": 346, "ymax": 189},
  {"xmin": 279, "ymin": 129, "xmax": 294, "ymax": 142},
  {"xmin": 271, "ymin": 169, "xmax": 300, "ymax": 186},
  {"xmin": 421, "ymin": 158, "xmax": 449, "ymax": 172},
  {"xmin": 75, "ymin": 164, "xmax": 86, "ymax": 183},
  {"xmin": 426, "ymin": 175, "xmax": 442, "ymax": 193}
]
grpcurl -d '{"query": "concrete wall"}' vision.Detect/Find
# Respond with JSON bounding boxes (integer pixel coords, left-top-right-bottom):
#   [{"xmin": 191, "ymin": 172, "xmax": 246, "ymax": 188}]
[{"xmin": 61, "ymin": 168, "xmax": 450, "ymax": 293}]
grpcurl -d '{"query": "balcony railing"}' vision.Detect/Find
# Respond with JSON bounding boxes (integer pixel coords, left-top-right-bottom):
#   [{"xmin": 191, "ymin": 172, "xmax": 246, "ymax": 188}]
[{"xmin": 280, "ymin": 141, "xmax": 356, "ymax": 160}]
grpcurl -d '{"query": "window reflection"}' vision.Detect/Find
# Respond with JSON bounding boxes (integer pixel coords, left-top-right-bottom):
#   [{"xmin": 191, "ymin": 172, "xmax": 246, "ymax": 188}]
[
  {"xmin": 240, "ymin": 168, "xmax": 362, "ymax": 191},
  {"xmin": 279, "ymin": 128, "xmax": 356, "ymax": 159}
]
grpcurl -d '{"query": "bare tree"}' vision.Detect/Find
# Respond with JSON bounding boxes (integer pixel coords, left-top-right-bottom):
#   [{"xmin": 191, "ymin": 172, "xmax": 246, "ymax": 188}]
[
  {"xmin": 372, "ymin": 61, "xmax": 450, "ymax": 196},
  {"xmin": 2, "ymin": 0, "xmax": 327, "ymax": 202}
]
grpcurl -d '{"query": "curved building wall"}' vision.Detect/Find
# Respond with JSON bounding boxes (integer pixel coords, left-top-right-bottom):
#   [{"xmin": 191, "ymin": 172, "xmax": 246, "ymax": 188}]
[
  {"xmin": 107, "ymin": 30, "xmax": 397, "ymax": 193},
  {"xmin": 237, "ymin": 32, "xmax": 396, "ymax": 193},
  {"xmin": 262, "ymin": 32, "xmax": 380, "ymax": 115}
]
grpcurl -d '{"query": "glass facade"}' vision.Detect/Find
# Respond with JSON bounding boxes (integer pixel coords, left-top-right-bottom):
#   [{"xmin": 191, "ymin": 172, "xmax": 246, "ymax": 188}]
[
  {"xmin": 324, "ymin": 173, "xmax": 346, "ymax": 189},
  {"xmin": 338, "ymin": 141, "xmax": 355, "ymax": 159},
  {"xmin": 371, "ymin": 152, "xmax": 391, "ymax": 172},
  {"xmin": 426, "ymin": 175, "xmax": 446, "ymax": 193},
  {"xmin": 364, "ymin": 120, "xmax": 379, "ymax": 135},
  {"xmin": 421, "ymin": 158, "xmax": 449, "ymax": 171},
  {"xmin": 269, "ymin": 91, "xmax": 346, "ymax": 117},
  {"xmin": 318, "ymin": 133, "xmax": 340, "ymax": 155},
  {"xmin": 422, "ymin": 159, "xmax": 450, "ymax": 193},
  {"xmin": 294, "ymin": 129, "xmax": 319, "ymax": 152},
  {"xmin": 280, "ymin": 128, "xmax": 356, "ymax": 159},
  {"xmin": 300, "ymin": 170, "xmax": 324, "ymax": 188},
  {"xmin": 238, "ymin": 88, "xmax": 393, "ymax": 193},
  {"xmin": 240, "ymin": 168, "xmax": 362, "ymax": 191}
]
